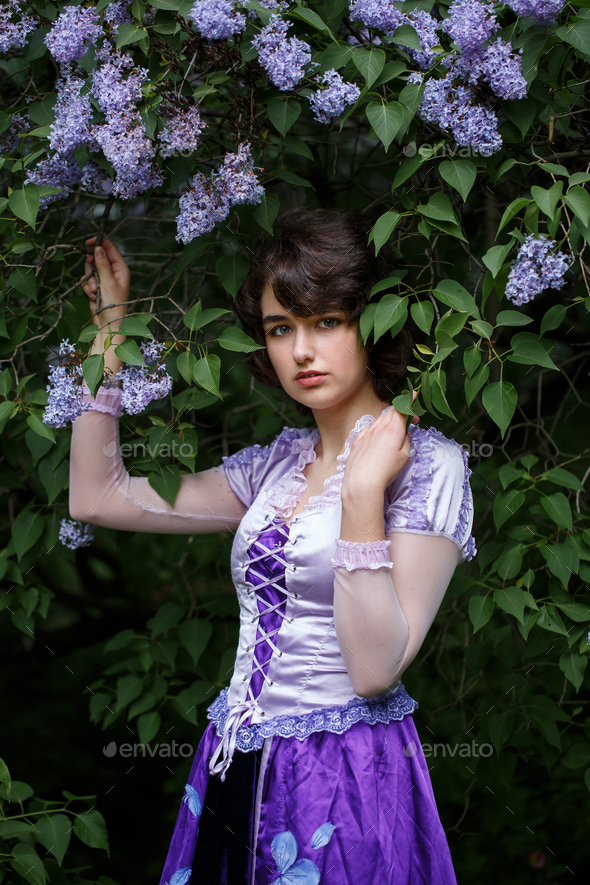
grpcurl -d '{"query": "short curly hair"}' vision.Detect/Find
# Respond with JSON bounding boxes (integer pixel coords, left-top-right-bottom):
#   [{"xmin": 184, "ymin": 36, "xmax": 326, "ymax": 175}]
[{"xmin": 234, "ymin": 207, "xmax": 414, "ymax": 417}]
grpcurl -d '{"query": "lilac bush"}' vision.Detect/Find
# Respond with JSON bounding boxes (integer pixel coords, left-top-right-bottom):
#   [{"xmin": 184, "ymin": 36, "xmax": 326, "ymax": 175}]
[
  {"xmin": 0, "ymin": 0, "xmax": 37, "ymax": 54},
  {"xmin": 252, "ymin": 15, "xmax": 312, "ymax": 91},
  {"xmin": 309, "ymin": 69, "xmax": 361, "ymax": 123},
  {"xmin": 44, "ymin": 5, "xmax": 102, "ymax": 65},
  {"xmin": 442, "ymin": 0, "xmax": 499, "ymax": 52},
  {"xmin": 50, "ymin": 76, "xmax": 97, "ymax": 154},
  {"xmin": 348, "ymin": 0, "xmax": 404, "ymax": 34},
  {"xmin": 505, "ymin": 235, "xmax": 570, "ymax": 306},
  {"xmin": 505, "ymin": 0, "xmax": 564, "ymax": 25},
  {"xmin": 188, "ymin": 0, "xmax": 246, "ymax": 40}
]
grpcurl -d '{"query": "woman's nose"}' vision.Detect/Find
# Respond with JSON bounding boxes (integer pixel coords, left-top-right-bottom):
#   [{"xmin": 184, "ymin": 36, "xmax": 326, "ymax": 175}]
[{"xmin": 291, "ymin": 327, "xmax": 315, "ymax": 363}]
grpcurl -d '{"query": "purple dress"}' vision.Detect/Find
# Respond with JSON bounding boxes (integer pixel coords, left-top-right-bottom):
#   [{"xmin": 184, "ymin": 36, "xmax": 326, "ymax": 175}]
[{"xmin": 158, "ymin": 410, "xmax": 476, "ymax": 885}]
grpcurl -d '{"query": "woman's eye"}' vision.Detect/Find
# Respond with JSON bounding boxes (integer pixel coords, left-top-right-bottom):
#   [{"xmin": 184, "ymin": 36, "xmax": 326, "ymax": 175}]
[
  {"xmin": 319, "ymin": 317, "xmax": 341, "ymax": 329},
  {"xmin": 270, "ymin": 325, "xmax": 291, "ymax": 337}
]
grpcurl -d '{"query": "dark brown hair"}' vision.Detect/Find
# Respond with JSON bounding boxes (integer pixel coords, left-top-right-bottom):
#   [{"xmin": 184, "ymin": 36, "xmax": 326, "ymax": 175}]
[{"xmin": 234, "ymin": 207, "xmax": 414, "ymax": 416}]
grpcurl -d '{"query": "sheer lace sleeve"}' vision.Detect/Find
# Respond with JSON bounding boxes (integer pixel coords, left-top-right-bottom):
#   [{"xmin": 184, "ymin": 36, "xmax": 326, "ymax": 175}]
[
  {"xmin": 69, "ymin": 386, "xmax": 247, "ymax": 533},
  {"xmin": 333, "ymin": 533, "xmax": 461, "ymax": 697}
]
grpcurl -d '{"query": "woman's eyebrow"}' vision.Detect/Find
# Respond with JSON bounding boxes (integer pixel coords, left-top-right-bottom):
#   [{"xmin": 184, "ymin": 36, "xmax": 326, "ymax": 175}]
[{"xmin": 262, "ymin": 313, "xmax": 291, "ymax": 324}]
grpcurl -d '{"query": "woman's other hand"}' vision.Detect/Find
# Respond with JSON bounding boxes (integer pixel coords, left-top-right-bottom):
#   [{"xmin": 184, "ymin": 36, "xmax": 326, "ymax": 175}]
[{"xmin": 82, "ymin": 237, "xmax": 130, "ymax": 327}]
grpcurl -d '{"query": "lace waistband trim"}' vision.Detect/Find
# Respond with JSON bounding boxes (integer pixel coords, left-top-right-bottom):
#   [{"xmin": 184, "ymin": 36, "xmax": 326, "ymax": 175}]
[{"xmin": 206, "ymin": 684, "xmax": 418, "ymax": 753}]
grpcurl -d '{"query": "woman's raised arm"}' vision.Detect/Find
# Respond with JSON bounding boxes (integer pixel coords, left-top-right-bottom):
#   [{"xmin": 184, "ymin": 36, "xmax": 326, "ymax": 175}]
[{"xmin": 68, "ymin": 240, "xmax": 248, "ymax": 534}]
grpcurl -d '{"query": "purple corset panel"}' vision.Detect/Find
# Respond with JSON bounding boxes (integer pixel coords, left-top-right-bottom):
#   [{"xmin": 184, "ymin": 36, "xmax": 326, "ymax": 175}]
[{"xmin": 244, "ymin": 520, "xmax": 291, "ymax": 700}]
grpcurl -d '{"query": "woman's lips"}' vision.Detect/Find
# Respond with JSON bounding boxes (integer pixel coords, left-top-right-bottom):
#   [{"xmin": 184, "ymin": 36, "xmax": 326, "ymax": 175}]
[{"xmin": 295, "ymin": 373, "xmax": 327, "ymax": 387}]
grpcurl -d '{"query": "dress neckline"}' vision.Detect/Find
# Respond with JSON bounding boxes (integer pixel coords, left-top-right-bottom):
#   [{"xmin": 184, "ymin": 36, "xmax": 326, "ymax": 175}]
[{"xmin": 266, "ymin": 405, "xmax": 395, "ymax": 521}]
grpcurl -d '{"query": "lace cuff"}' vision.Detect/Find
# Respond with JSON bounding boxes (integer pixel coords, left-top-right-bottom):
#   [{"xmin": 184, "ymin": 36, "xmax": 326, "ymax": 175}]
[
  {"xmin": 80, "ymin": 384, "xmax": 124, "ymax": 418},
  {"xmin": 331, "ymin": 539, "xmax": 393, "ymax": 571}
]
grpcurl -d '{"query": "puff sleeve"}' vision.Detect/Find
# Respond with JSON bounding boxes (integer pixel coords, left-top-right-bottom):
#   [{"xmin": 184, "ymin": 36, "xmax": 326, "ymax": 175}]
[{"xmin": 384, "ymin": 426, "xmax": 477, "ymax": 561}]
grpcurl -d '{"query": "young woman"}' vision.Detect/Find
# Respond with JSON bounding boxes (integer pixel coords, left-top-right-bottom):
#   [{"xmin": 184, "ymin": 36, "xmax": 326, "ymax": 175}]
[{"xmin": 72, "ymin": 209, "xmax": 475, "ymax": 885}]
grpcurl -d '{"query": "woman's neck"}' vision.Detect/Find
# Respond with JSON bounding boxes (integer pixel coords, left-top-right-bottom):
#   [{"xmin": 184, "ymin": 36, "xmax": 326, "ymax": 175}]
[{"xmin": 311, "ymin": 385, "xmax": 392, "ymax": 465}]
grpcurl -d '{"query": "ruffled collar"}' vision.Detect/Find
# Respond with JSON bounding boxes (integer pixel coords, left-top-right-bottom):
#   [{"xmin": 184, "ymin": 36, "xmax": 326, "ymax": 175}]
[{"xmin": 265, "ymin": 405, "xmax": 394, "ymax": 520}]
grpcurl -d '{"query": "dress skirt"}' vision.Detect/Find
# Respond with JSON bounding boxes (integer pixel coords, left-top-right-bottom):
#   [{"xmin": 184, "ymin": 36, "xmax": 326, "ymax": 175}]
[{"xmin": 159, "ymin": 714, "xmax": 457, "ymax": 885}]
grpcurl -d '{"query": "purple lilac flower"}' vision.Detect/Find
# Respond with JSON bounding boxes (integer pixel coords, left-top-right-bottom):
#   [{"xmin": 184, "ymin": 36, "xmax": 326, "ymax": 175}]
[
  {"xmin": 480, "ymin": 38, "xmax": 526, "ymax": 100},
  {"xmin": 188, "ymin": 0, "xmax": 246, "ymax": 40},
  {"xmin": 116, "ymin": 341, "xmax": 173, "ymax": 414},
  {"xmin": 407, "ymin": 72, "xmax": 424, "ymax": 85},
  {"xmin": 25, "ymin": 153, "xmax": 82, "ymax": 206},
  {"xmin": 158, "ymin": 105, "xmax": 206, "ymax": 158},
  {"xmin": 43, "ymin": 362, "xmax": 90, "ymax": 428},
  {"xmin": 419, "ymin": 75, "xmax": 502, "ymax": 155},
  {"xmin": 59, "ymin": 519, "xmax": 95, "ymax": 550},
  {"xmin": 504, "ymin": 0, "xmax": 563, "ymax": 25},
  {"xmin": 348, "ymin": 0, "xmax": 404, "ymax": 33},
  {"xmin": 176, "ymin": 144, "xmax": 264, "ymax": 243},
  {"xmin": 309, "ymin": 69, "xmax": 361, "ymax": 123},
  {"xmin": 442, "ymin": 0, "xmax": 498, "ymax": 52},
  {"xmin": 0, "ymin": 112, "xmax": 30, "ymax": 154},
  {"xmin": 92, "ymin": 47, "xmax": 147, "ymax": 115},
  {"xmin": 94, "ymin": 110, "xmax": 162, "ymax": 199},
  {"xmin": 402, "ymin": 11, "xmax": 440, "ymax": 69},
  {"xmin": 505, "ymin": 235, "xmax": 570, "ymax": 306},
  {"xmin": 80, "ymin": 161, "xmax": 113, "ymax": 194},
  {"xmin": 113, "ymin": 157, "xmax": 164, "ymax": 199},
  {"xmin": 252, "ymin": 15, "xmax": 312, "ymax": 91},
  {"xmin": 104, "ymin": 0, "xmax": 134, "ymax": 29},
  {"xmin": 0, "ymin": 0, "xmax": 37, "ymax": 54},
  {"xmin": 50, "ymin": 75, "xmax": 97, "ymax": 154},
  {"xmin": 45, "ymin": 6, "xmax": 102, "ymax": 65}
]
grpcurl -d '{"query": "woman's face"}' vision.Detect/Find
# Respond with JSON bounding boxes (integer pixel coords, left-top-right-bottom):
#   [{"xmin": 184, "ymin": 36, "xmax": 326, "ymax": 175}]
[{"xmin": 260, "ymin": 283, "xmax": 374, "ymax": 412}]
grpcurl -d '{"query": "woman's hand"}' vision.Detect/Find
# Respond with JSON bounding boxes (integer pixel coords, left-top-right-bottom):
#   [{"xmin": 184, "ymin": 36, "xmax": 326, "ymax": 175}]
[
  {"xmin": 82, "ymin": 237, "xmax": 130, "ymax": 327},
  {"xmin": 342, "ymin": 395, "xmax": 419, "ymax": 497}
]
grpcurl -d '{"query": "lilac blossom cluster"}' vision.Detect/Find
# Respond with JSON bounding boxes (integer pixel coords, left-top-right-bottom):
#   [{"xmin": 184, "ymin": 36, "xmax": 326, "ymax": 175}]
[
  {"xmin": 403, "ymin": 11, "xmax": 440, "ymax": 69},
  {"xmin": 0, "ymin": 112, "xmax": 30, "ymax": 154},
  {"xmin": 59, "ymin": 519, "xmax": 95, "ymax": 550},
  {"xmin": 115, "ymin": 341, "xmax": 173, "ymax": 415},
  {"xmin": 505, "ymin": 0, "xmax": 563, "ymax": 25},
  {"xmin": 252, "ymin": 15, "xmax": 312, "ymax": 91},
  {"xmin": 505, "ymin": 235, "xmax": 570, "ymax": 306},
  {"xmin": 0, "ymin": 0, "xmax": 37, "ymax": 54},
  {"xmin": 104, "ymin": 0, "xmax": 135, "ymax": 30},
  {"xmin": 348, "ymin": 0, "xmax": 404, "ymax": 34},
  {"xmin": 189, "ymin": 0, "xmax": 246, "ymax": 40},
  {"xmin": 348, "ymin": 2, "xmax": 440, "ymax": 70},
  {"xmin": 309, "ymin": 69, "xmax": 360, "ymax": 123},
  {"xmin": 419, "ymin": 76, "xmax": 502, "ymax": 155},
  {"xmin": 176, "ymin": 143, "xmax": 264, "ymax": 244},
  {"xmin": 158, "ymin": 105, "xmax": 206, "ymax": 158},
  {"xmin": 44, "ymin": 5, "xmax": 102, "ymax": 65},
  {"xmin": 26, "ymin": 153, "xmax": 85, "ymax": 207},
  {"xmin": 43, "ymin": 341, "xmax": 91, "ymax": 428},
  {"xmin": 442, "ymin": 0, "xmax": 499, "ymax": 52},
  {"xmin": 50, "ymin": 75, "xmax": 97, "ymax": 154}
]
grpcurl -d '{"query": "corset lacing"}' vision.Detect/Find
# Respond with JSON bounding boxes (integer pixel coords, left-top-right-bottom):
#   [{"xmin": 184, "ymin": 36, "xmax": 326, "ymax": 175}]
[{"xmin": 209, "ymin": 516, "xmax": 294, "ymax": 780}]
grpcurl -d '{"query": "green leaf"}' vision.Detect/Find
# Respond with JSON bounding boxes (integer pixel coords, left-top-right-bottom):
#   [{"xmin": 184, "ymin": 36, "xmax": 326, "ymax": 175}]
[
  {"xmin": 418, "ymin": 192, "xmax": 457, "ymax": 225},
  {"xmin": 482, "ymin": 381, "xmax": 517, "ymax": 437},
  {"xmin": 38, "ymin": 458, "xmax": 68, "ymax": 505},
  {"xmin": 540, "ymin": 304, "xmax": 566, "ymax": 336},
  {"xmin": 557, "ymin": 19, "xmax": 590, "ymax": 55},
  {"xmin": 282, "ymin": 136, "xmax": 313, "ymax": 160},
  {"xmin": 537, "ymin": 603, "xmax": 569, "ymax": 635},
  {"xmin": 540, "ymin": 467, "xmax": 584, "ymax": 491},
  {"xmin": 12, "ymin": 508, "xmax": 45, "ymax": 561},
  {"xmin": 564, "ymin": 185, "xmax": 590, "ymax": 227},
  {"xmin": 469, "ymin": 319, "xmax": 493, "ymax": 339},
  {"xmin": 541, "ymin": 544, "xmax": 577, "ymax": 587},
  {"xmin": 252, "ymin": 192, "xmax": 280, "ymax": 234},
  {"xmin": 410, "ymin": 300, "xmax": 434, "ymax": 335},
  {"xmin": 274, "ymin": 169, "xmax": 313, "ymax": 188},
  {"xmin": 8, "ymin": 185, "xmax": 40, "ymax": 228},
  {"xmin": 438, "ymin": 159, "xmax": 476, "ymax": 201},
  {"xmin": 482, "ymin": 243, "xmax": 512, "ymax": 278},
  {"xmin": 178, "ymin": 618, "xmax": 213, "ymax": 667},
  {"xmin": 497, "ymin": 197, "xmax": 530, "ymax": 235},
  {"xmin": 116, "ymin": 23, "xmax": 147, "ymax": 49},
  {"xmin": 0, "ymin": 821, "xmax": 36, "ymax": 838},
  {"xmin": 104, "ymin": 629, "xmax": 137, "ymax": 653},
  {"xmin": 559, "ymin": 652, "xmax": 587, "ymax": 692},
  {"xmin": 373, "ymin": 294, "xmax": 407, "ymax": 343},
  {"xmin": 493, "ymin": 488, "xmax": 525, "ymax": 531},
  {"xmin": 11, "ymin": 847, "xmax": 46, "ymax": 885},
  {"xmin": 359, "ymin": 303, "xmax": 377, "ymax": 344},
  {"xmin": 9, "ymin": 266, "xmax": 36, "ymax": 300},
  {"xmin": 26, "ymin": 414, "xmax": 55, "ymax": 444},
  {"xmin": 391, "ymin": 23, "xmax": 422, "ymax": 51},
  {"xmin": 217, "ymin": 327, "xmax": 264, "ymax": 353},
  {"xmin": 78, "ymin": 325, "xmax": 99, "ymax": 343},
  {"xmin": 115, "ymin": 675, "xmax": 144, "ymax": 711},
  {"xmin": 35, "ymin": 814, "xmax": 71, "ymax": 866},
  {"xmin": 0, "ymin": 757, "xmax": 11, "ymax": 799},
  {"xmin": 173, "ymin": 680, "xmax": 214, "ymax": 725},
  {"xmin": 555, "ymin": 600, "xmax": 590, "ymax": 622},
  {"xmin": 289, "ymin": 6, "xmax": 334, "ymax": 35},
  {"xmin": 148, "ymin": 465, "xmax": 182, "ymax": 508},
  {"xmin": 183, "ymin": 305, "xmax": 230, "ymax": 331},
  {"xmin": 177, "ymin": 351, "xmax": 196, "ymax": 384},
  {"xmin": 494, "ymin": 310, "xmax": 533, "ymax": 327},
  {"xmin": 267, "ymin": 98, "xmax": 301, "ymax": 136},
  {"xmin": 494, "ymin": 586, "xmax": 526, "ymax": 624},
  {"xmin": 117, "ymin": 315, "xmax": 155, "ymax": 339},
  {"xmin": 147, "ymin": 602, "xmax": 186, "ymax": 636},
  {"xmin": 83, "ymin": 353, "xmax": 106, "ymax": 396},
  {"xmin": 74, "ymin": 810, "xmax": 109, "ymax": 854},
  {"xmin": 137, "ymin": 710, "xmax": 161, "ymax": 744},
  {"xmin": 366, "ymin": 102, "xmax": 404, "ymax": 152},
  {"xmin": 541, "ymin": 492, "xmax": 573, "ymax": 532},
  {"xmin": 369, "ymin": 210, "xmax": 401, "ymax": 254},
  {"xmin": 531, "ymin": 181, "xmax": 563, "ymax": 220},
  {"xmin": 468, "ymin": 596, "xmax": 494, "ymax": 632},
  {"xmin": 216, "ymin": 255, "xmax": 250, "ymax": 298},
  {"xmin": 463, "ymin": 345, "xmax": 481, "ymax": 378},
  {"xmin": 193, "ymin": 355, "xmax": 221, "ymax": 397},
  {"xmin": 114, "ymin": 339, "xmax": 146, "ymax": 367},
  {"xmin": 432, "ymin": 279, "xmax": 479, "ymax": 317},
  {"xmin": 507, "ymin": 331, "xmax": 558, "ymax": 370},
  {"xmin": 352, "ymin": 47, "xmax": 386, "ymax": 87}
]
